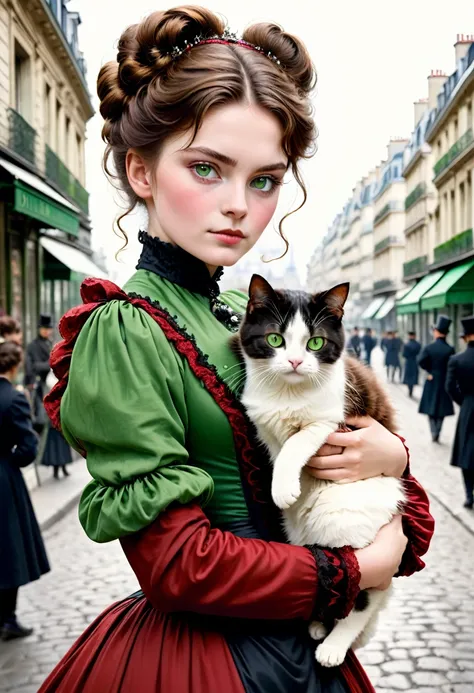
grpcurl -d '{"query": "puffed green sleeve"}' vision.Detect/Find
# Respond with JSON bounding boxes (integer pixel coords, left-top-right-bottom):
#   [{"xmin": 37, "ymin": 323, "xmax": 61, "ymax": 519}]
[{"xmin": 60, "ymin": 300, "xmax": 214, "ymax": 543}]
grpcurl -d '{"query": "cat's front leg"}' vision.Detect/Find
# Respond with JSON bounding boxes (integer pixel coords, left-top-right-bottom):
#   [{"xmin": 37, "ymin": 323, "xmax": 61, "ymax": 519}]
[{"xmin": 271, "ymin": 423, "xmax": 337, "ymax": 509}]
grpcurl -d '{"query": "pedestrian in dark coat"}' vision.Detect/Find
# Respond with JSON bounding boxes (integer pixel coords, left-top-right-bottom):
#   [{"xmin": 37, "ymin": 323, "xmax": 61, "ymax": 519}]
[
  {"xmin": 362, "ymin": 328, "xmax": 377, "ymax": 367},
  {"xmin": 403, "ymin": 331, "xmax": 422, "ymax": 398},
  {"xmin": 25, "ymin": 315, "xmax": 72, "ymax": 479},
  {"xmin": 347, "ymin": 326, "xmax": 361, "ymax": 359},
  {"xmin": 446, "ymin": 315, "xmax": 474, "ymax": 509},
  {"xmin": 0, "ymin": 342, "xmax": 50, "ymax": 640},
  {"xmin": 385, "ymin": 332, "xmax": 402, "ymax": 382},
  {"xmin": 418, "ymin": 315, "xmax": 455, "ymax": 443}
]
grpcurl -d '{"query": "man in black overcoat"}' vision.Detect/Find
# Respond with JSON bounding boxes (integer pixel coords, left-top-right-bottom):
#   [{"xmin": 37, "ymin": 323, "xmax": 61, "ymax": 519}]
[
  {"xmin": 403, "ymin": 331, "xmax": 422, "ymax": 398},
  {"xmin": 362, "ymin": 328, "xmax": 377, "ymax": 367},
  {"xmin": 24, "ymin": 315, "xmax": 53, "ymax": 432},
  {"xmin": 446, "ymin": 316, "xmax": 474, "ymax": 509},
  {"xmin": 347, "ymin": 327, "xmax": 361, "ymax": 359},
  {"xmin": 418, "ymin": 315, "xmax": 455, "ymax": 443},
  {"xmin": 385, "ymin": 331, "xmax": 402, "ymax": 382}
]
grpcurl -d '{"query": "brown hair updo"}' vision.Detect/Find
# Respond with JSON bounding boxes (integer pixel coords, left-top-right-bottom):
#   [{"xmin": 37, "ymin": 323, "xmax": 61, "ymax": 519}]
[
  {"xmin": 0, "ymin": 342, "xmax": 22, "ymax": 374},
  {"xmin": 98, "ymin": 5, "xmax": 317, "ymax": 253}
]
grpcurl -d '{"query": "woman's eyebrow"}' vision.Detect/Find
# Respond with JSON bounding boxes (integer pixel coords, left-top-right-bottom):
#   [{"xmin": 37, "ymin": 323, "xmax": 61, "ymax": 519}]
[{"xmin": 184, "ymin": 146, "xmax": 288, "ymax": 172}]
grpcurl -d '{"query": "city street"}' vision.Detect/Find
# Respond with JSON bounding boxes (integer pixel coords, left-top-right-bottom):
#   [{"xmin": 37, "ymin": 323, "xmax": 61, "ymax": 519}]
[{"xmin": 0, "ymin": 349, "xmax": 473, "ymax": 693}]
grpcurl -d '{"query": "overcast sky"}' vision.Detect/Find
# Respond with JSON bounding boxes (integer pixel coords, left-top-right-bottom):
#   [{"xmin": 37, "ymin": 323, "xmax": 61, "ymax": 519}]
[{"xmin": 74, "ymin": 0, "xmax": 474, "ymax": 286}]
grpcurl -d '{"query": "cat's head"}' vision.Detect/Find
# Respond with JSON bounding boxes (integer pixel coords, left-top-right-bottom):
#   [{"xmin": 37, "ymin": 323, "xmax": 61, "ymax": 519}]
[{"xmin": 238, "ymin": 275, "xmax": 349, "ymax": 385}]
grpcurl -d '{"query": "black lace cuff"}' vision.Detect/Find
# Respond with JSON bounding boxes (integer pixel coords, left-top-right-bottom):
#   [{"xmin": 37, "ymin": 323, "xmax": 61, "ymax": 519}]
[{"xmin": 306, "ymin": 545, "xmax": 361, "ymax": 622}]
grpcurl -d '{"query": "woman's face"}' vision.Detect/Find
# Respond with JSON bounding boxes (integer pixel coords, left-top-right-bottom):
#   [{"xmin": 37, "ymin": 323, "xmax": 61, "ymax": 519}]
[{"xmin": 127, "ymin": 102, "xmax": 287, "ymax": 273}]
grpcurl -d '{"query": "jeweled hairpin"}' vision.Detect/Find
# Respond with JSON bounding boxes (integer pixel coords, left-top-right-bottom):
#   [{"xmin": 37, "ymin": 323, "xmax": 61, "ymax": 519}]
[{"xmin": 168, "ymin": 27, "xmax": 282, "ymax": 67}]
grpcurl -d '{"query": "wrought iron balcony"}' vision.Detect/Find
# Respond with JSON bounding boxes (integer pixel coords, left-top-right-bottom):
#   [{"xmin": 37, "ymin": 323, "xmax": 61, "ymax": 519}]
[
  {"xmin": 373, "ymin": 200, "xmax": 404, "ymax": 226},
  {"xmin": 403, "ymin": 255, "xmax": 428, "ymax": 279},
  {"xmin": 45, "ymin": 145, "xmax": 89, "ymax": 214},
  {"xmin": 373, "ymin": 278, "xmax": 396, "ymax": 292},
  {"xmin": 374, "ymin": 235, "xmax": 404, "ymax": 255},
  {"xmin": 433, "ymin": 128, "xmax": 473, "ymax": 178},
  {"xmin": 8, "ymin": 108, "xmax": 36, "ymax": 165},
  {"xmin": 433, "ymin": 228, "xmax": 473, "ymax": 265},
  {"xmin": 405, "ymin": 182, "xmax": 426, "ymax": 210}
]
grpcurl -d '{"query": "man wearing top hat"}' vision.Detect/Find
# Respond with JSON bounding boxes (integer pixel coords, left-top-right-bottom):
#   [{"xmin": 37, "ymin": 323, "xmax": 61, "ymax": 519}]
[
  {"xmin": 446, "ymin": 315, "xmax": 474, "ymax": 509},
  {"xmin": 418, "ymin": 315, "xmax": 455, "ymax": 443},
  {"xmin": 24, "ymin": 314, "xmax": 54, "ymax": 431}
]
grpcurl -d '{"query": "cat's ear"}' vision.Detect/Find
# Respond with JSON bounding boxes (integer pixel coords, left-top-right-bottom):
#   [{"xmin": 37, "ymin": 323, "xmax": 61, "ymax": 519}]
[
  {"xmin": 248, "ymin": 275, "xmax": 276, "ymax": 312},
  {"xmin": 316, "ymin": 283, "xmax": 350, "ymax": 319}
]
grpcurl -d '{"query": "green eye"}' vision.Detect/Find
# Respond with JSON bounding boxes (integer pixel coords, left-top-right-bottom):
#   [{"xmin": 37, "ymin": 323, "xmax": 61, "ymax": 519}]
[
  {"xmin": 252, "ymin": 176, "xmax": 272, "ymax": 191},
  {"xmin": 307, "ymin": 337, "xmax": 325, "ymax": 351},
  {"xmin": 266, "ymin": 333, "xmax": 284, "ymax": 348},
  {"xmin": 194, "ymin": 164, "xmax": 214, "ymax": 177}
]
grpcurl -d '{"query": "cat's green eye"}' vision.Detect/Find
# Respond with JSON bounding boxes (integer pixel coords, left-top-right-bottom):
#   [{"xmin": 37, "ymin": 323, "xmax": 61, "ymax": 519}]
[
  {"xmin": 307, "ymin": 336, "xmax": 326, "ymax": 352},
  {"xmin": 266, "ymin": 333, "xmax": 284, "ymax": 348}
]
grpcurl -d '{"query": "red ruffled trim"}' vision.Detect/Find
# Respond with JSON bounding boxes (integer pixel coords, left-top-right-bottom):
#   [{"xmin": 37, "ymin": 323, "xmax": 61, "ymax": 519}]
[
  {"xmin": 338, "ymin": 546, "xmax": 361, "ymax": 619},
  {"xmin": 44, "ymin": 278, "xmax": 271, "ymax": 514}
]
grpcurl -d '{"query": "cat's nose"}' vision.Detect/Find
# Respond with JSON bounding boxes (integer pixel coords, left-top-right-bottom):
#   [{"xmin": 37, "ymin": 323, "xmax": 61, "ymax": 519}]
[{"xmin": 288, "ymin": 359, "xmax": 303, "ymax": 371}]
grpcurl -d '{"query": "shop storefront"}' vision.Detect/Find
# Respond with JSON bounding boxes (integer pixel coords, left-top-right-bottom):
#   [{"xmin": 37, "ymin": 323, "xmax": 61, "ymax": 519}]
[{"xmin": 0, "ymin": 157, "xmax": 105, "ymax": 341}]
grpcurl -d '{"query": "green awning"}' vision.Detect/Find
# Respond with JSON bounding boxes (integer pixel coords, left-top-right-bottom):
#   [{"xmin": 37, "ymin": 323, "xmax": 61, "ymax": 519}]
[
  {"xmin": 421, "ymin": 260, "xmax": 474, "ymax": 311},
  {"xmin": 0, "ymin": 156, "xmax": 79, "ymax": 236},
  {"xmin": 361, "ymin": 297, "xmax": 386, "ymax": 319},
  {"xmin": 374, "ymin": 296, "xmax": 395, "ymax": 319},
  {"xmin": 397, "ymin": 271, "xmax": 445, "ymax": 315}
]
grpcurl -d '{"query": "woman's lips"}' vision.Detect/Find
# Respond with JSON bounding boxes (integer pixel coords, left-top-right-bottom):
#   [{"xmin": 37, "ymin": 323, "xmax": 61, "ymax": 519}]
[{"xmin": 211, "ymin": 230, "xmax": 245, "ymax": 245}]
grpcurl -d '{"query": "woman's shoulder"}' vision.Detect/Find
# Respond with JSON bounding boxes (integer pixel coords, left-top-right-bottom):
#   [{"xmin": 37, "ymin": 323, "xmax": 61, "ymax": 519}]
[{"xmin": 220, "ymin": 288, "xmax": 248, "ymax": 314}]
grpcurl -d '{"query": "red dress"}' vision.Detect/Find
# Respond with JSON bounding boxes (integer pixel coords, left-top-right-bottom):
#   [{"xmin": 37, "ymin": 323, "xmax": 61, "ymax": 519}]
[{"xmin": 39, "ymin": 278, "xmax": 434, "ymax": 693}]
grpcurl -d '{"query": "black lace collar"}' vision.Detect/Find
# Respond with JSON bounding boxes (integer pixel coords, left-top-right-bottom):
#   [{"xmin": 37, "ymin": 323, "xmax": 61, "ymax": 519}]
[
  {"xmin": 136, "ymin": 230, "xmax": 224, "ymax": 300},
  {"xmin": 135, "ymin": 231, "xmax": 241, "ymax": 332}
]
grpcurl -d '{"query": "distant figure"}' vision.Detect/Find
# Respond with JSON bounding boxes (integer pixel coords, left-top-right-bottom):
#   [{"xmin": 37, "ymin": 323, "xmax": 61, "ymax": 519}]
[
  {"xmin": 418, "ymin": 315, "xmax": 455, "ymax": 443},
  {"xmin": 347, "ymin": 326, "xmax": 361, "ymax": 359},
  {"xmin": 403, "ymin": 331, "xmax": 421, "ymax": 398},
  {"xmin": 0, "ymin": 341, "xmax": 50, "ymax": 640},
  {"xmin": 385, "ymin": 331, "xmax": 402, "ymax": 382},
  {"xmin": 362, "ymin": 328, "xmax": 377, "ymax": 367},
  {"xmin": 380, "ymin": 331, "xmax": 389, "ymax": 354},
  {"xmin": 24, "ymin": 314, "xmax": 54, "ymax": 431},
  {"xmin": 24, "ymin": 315, "xmax": 72, "ymax": 479},
  {"xmin": 446, "ymin": 316, "xmax": 474, "ymax": 509}
]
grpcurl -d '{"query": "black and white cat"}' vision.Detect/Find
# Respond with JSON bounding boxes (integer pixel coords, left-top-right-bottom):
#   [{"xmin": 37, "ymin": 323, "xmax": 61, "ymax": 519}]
[{"xmin": 236, "ymin": 274, "xmax": 406, "ymax": 668}]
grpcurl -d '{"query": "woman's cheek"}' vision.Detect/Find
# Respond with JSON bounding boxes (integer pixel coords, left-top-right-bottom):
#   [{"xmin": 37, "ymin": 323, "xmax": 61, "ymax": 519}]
[
  {"xmin": 252, "ymin": 197, "xmax": 279, "ymax": 234},
  {"xmin": 160, "ymin": 177, "xmax": 215, "ymax": 219}
]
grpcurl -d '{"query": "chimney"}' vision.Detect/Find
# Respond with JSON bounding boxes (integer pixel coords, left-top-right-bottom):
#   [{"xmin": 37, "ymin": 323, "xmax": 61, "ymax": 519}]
[
  {"xmin": 388, "ymin": 137, "xmax": 409, "ymax": 159},
  {"xmin": 414, "ymin": 98, "xmax": 428, "ymax": 127},
  {"xmin": 428, "ymin": 70, "xmax": 447, "ymax": 109},
  {"xmin": 454, "ymin": 34, "xmax": 474, "ymax": 63}
]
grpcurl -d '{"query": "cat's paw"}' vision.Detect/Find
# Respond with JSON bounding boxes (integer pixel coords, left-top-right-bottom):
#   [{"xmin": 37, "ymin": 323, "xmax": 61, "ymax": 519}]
[
  {"xmin": 271, "ymin": 477, "xmax": 301, "ymax": 509},
  {"xmin": 315, "ymin": 642, "xmax": 348, "ymax": 668},
  {"xmin": 309, "ymin": 622, "xmax": 328, "ymax": 641}
]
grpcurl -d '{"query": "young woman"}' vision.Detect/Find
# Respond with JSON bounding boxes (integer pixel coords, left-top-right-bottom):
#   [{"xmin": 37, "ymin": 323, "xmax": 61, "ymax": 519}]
[
  {"xmin": 0, "ymin": 341, "xmax": 50, "ymax": 640},
  {"xmin": 40, "ymin": 7, "xmax": 434, "ymax": 692}
]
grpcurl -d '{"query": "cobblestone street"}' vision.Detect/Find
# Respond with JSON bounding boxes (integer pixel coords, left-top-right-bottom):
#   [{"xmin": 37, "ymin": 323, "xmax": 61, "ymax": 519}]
[{"xmin": 1, "ymin": 348, "xmax": 473, "ymax": 692}]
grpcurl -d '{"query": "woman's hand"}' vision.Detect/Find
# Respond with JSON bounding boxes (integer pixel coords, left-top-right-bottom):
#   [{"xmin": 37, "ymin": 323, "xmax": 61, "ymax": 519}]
[
  {"xmin": 356, "ymin": 516, "xmax": 408, "ymax": 590},
  {"xmin": 304, "ymin": 416, "xmax": 407, "ymax": 483}
]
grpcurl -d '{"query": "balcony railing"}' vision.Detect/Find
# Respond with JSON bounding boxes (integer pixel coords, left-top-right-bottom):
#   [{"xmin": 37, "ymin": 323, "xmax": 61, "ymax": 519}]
[
  {"xmin": 433, "ymin": 128, "xmax": 474, "ymax": 178},
  {"xmin": 374, "ymin": 235, "xmax": 404, "ymax": 255},
  {"xmin": 374, "ymin": 278, "xmax": 396, "ymax": 292},
  {"xmin": 405, "ymin": 182, "xmax": 426, "ymax": 210},
  {"xmin": 8, "ymin": 108, "xmax": 36, "ymax": 165},
  {"xmin": 361, "ymin": 223, "xmax": 373, "ymax": 236},
  {"xmin": 403, "ymin": 255, "xmax": 428, "ymax": 279},
  {"xmin": 373, "ymin": 200, "xmax": 404, "ymax": 226},
  {"xmin": 45, "ymin": 145, "xmax": 89, "ymax": 214},
  {"xmin": 433, "ymin": 228, "xmax": 473, "ymax": 265}
]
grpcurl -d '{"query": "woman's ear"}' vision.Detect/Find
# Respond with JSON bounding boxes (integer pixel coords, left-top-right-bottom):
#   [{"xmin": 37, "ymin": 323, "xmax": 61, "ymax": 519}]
[{"xmin": 126, "ymin": 150, "xmax": 153, "ymax": 201}]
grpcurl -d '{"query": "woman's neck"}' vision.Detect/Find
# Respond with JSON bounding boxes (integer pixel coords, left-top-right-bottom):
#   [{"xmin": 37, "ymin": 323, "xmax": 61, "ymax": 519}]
[
  {"xmin": 145, "ymin": 228, "xmax": 217, "ymax": 278},
  {"xmin": 0, "ymin": 372, "xmax": 12, "ymax": 382}
]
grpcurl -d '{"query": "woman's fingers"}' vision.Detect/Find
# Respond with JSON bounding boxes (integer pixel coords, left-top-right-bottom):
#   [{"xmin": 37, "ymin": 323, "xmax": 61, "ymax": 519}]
[{"xmin": 314, "ymin": 444, "xmax": 344, "ymax": 457}]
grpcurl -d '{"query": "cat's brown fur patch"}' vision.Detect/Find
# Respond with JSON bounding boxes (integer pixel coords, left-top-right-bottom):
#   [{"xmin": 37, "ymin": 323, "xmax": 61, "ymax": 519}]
[{"xmin": 344, "ymin": 356, "xmax": 397, "ymax": 432}]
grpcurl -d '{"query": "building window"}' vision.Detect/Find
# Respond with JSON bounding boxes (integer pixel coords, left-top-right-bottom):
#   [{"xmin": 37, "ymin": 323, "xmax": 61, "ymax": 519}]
[
  {"xmin": 460, "ymin": 182, "xmax": 465, "ymax": 230},
  {"xmin": 65, "ymin": 116, "xmax": 71, "ymax": 166},
  {"xmin": 451, "ymin": 189, "xmax": 456, "ymax": 237},
  {"xmin": 44, "ymin": 82, "xmax": 51, "ymax": 145},
  {"xmin": 14, "ymin": 40, "xmax": 31, "ymax": 120}
]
